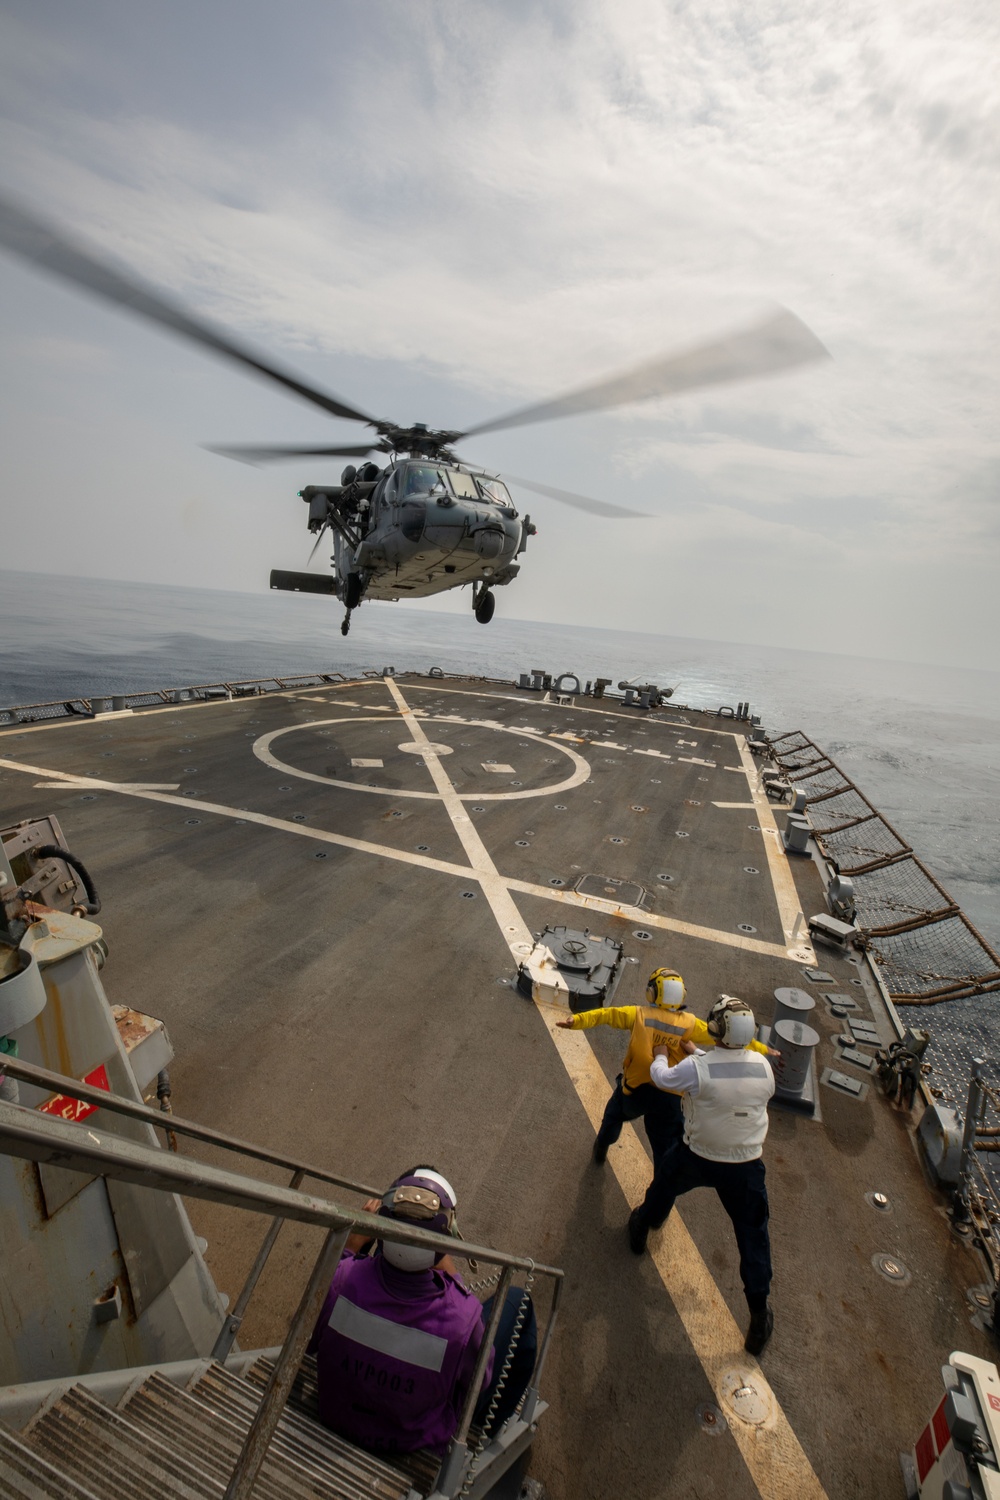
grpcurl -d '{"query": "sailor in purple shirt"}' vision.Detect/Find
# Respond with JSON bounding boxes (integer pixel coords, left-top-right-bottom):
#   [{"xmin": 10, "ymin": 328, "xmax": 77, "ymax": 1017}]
[{"xmin": 308, "ymin": 1167, "xmax": 536, "ymax": 1456}]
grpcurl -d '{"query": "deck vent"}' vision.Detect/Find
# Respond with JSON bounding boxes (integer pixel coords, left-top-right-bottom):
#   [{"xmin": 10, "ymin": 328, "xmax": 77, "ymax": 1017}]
[{"xmin": 575, "ymin": 874, "xmax": 645, "ymax": 907}]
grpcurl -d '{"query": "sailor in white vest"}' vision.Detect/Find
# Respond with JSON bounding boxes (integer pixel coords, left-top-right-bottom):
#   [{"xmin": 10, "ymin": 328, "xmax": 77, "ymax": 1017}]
[{"xmin": 627, "ymin": 995, "xmax": 776, "ymax": 1356}]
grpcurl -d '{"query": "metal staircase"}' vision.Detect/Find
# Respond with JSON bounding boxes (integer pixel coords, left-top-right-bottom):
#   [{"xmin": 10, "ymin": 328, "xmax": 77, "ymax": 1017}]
[
  {"xmin": 1, "ymin": 1353, "xmax": 422, "ymax": 1499},
  {"xmin": 0, "ymin": 1058, "xmax": 561, "ymax": 1500}
]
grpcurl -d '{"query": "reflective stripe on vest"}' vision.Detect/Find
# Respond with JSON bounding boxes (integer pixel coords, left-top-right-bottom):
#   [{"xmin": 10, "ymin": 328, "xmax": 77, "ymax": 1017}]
[
  {"xmin": 329, "ymin": 1296, "xmax": 449, "ymax": 1371},
  {"xmin": 640, "ymin": 1009, "xmax": 687, "ymax": 1035},
  {"xmin": 706, "ymin": 1060, "xmax": 769, "ymax": 1079},
  {"xmin": 683, "ymin": 1049, "xmax": 774, "ymax": 1163}
]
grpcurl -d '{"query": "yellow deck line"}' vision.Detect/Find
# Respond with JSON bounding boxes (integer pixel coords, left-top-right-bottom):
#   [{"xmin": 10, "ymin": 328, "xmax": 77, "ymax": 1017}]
[
  {"xmin": 386, "ymin": 680, "xmax": 827, "ymax": 1500},
  {"xmin": 735, "ymin": 739, "xmax": 815, "ymax": 960}
]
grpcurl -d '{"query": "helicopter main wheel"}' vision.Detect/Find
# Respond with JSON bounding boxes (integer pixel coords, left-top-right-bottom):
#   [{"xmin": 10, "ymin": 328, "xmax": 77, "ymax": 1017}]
[
  {"xmin": 474, "ymin": 590, "xmax": 496, "ymax": 625},
  {"xmin": 344, "ymin": 573, "xmax": 363, "ymax": 609}
]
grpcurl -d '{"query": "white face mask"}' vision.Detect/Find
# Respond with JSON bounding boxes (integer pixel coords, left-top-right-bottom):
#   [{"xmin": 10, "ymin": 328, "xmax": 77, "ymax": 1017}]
[{"xmin": 381, "ymin": 1240, "xmax": 438, "ymax": 1272}]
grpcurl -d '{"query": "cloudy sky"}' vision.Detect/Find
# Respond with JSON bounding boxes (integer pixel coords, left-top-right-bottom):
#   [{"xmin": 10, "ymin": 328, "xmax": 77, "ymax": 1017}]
[{"xmin": 0, "ymin": 0, "xmax": 997, "ymax": 667}]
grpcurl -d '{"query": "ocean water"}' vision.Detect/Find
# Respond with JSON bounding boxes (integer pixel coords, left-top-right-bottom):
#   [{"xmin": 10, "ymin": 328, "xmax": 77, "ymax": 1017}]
[{"xmin": 1, "ymin": 568, "xmax": 998, "ymax": 953}]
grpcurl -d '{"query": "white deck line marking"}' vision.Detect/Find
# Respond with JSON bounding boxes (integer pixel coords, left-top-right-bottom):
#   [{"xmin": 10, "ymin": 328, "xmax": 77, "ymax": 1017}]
[
  {"xmin": 735, "ymin": 738, "xmax": 815, "ymax": 962},
  {"xmin": 34, "ymin": 781, "xmax": 182, "ymax": 791},
  {"xmin": 401, "ymin": 682, "xmax": 740, "ymax": 735},
  {"xmin": 0, "ymin": 758, "xmax": 473, "ymax": 880},
  {"xmin": 504, "ymin": 879, "xmax": 791, "ymax": 958},
  {"xmin": 383, "ymin": 680, "xmax": 826, "ymax": 1500},
  {"xmin": 712, "ymin": 801, "xmax": 756, "ymax": 809}
]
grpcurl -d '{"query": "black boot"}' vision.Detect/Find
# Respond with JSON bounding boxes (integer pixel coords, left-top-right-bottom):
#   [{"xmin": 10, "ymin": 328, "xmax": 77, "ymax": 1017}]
[
  {"xmin": 592, "ymin": 1137, "xmax": 608, "ymax": 1165},
  {"xmin": 627, "ymin": 1209, "xmax": 649, "ymax": 1255},
  {"xmin": 744, "ymin": 1302, "xmax": 773, "ymax": 1356}
]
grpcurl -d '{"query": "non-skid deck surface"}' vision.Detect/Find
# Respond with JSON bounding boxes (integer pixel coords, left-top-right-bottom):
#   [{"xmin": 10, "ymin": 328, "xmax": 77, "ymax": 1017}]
[{"xmin": 1, "ymin": 673, "xmax": 993, "ymax": 1500}]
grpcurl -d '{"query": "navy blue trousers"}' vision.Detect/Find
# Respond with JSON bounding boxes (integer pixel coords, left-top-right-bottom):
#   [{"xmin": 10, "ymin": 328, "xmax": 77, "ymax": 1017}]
[
  {"xmin": 474, "ymin": 1286, "xmax": 537, "ymax": 1431},
  {"xmin": 638, "ymin": 1142, "xmax": 772, "ymax": 1309},
  {"xmin": 597, "ymin": 1075, "xmax": 684, "ymax": 1171}
]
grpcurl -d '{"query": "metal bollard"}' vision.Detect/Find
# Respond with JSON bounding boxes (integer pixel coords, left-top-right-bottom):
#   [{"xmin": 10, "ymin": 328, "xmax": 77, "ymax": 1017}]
[
  {"xmin": 783, "ymin": 814, "xmax": 811, "ymax": 854},
  {"xmin": 772, "ymin": 987, "xmax": 816, "ymax": 1030},
  {"xmin": 772, "ymin": 1018, "xmax": 820, "ymax": 1099}
]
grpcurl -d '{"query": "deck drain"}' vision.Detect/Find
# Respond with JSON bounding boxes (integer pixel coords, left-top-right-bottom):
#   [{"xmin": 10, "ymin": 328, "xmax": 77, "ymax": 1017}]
[
  {"xmin": 510, "ymin": 781, "xmax": 523, "ymax": 786},
  {"xmin": 630, "ymin": 805, "xmax": 647, "ymax": 812},
  {"xmin": 872, "ymin": 1253, "xmax": 910, "ymax": 1284},
  {"xmin": 554, "ymin": 804, "xmax": 567, "ymax": 811},
  {"xmin": 314, "ymin": 851, "xmax": 328, "ymax": 859},
  {"xmin": 633, "ymin": 930, "xmax": 653, "ymax": 941},
  {"xmin": 695, "ymin": 1402, "xmax": 726, "ymax": 1437},
  {"xmin": 737, "ymin": 923, "xmax": 757, "ymax": 933},
  {"xmin": 416, "ymin": 844, "xmax": 430, "ymax": 852},
  {"xmin": 748, "ymin": 824, "xmax": 760, "ymax": 832},
  {"xmin": 184, "ymin": 819, "xmax": 202, "ymax": 826},
  {"xmin": 675, "ymin": 831, "xmax": 689, "ymax": 838},
  {"xmin": 80, "ymin": 794, "xmax": 97, "ymax": 801},
  {"xmin": 610, "ymin": 836, "xmax": 625, "ymax": 845},
  {"xmin": 471, "ymin": 805, "xmax": 486, "ymax": 813},
  {"xmin": 549, "ymin": 878, "xmax": 566, "ymax": 887},
  {"xmin": 851, "ymin": 978, "xmax": 863, "ymax": 986},
  {"xmin": 657, "ymin": 873, "xmax": 674, "ymax": 882},
  {"xmin": 292, "ymin": 814, "xmax": 306, "ymax": 822},
  {"xmin": 650, "ymin": 778, "xmax": 661, "ymax": 783},
  {"xmin": 743, "ymin": 866, "xmax": 759, "ymax": 875},
  {"xmin": 389, "ymin": 810, "xmax": 404, "ymax": 818},
  {"xmin": 495, "ymin": 976, "xmax": 512, "ymax": 987},
  {"xmin": 278, "ymin": 785, "xmax": 292, "ymax": 791},
  {"xmin": 866, "ymin": 1192, "xmax": 891, "ymax": 1213},
  {"xmin": 461, "ymin": 891, "xmax": 477, "ymax": 900},
  {"xmin": 698, "ymin": 776, "xmax": 709, "ymax": 782},
  {"xmin": 525, "ymin": 830, "xmax": 536, "ymax": 836},
  {"xmin": 515, "ymin": 840, "xmax": 531, "ymax": 848}
]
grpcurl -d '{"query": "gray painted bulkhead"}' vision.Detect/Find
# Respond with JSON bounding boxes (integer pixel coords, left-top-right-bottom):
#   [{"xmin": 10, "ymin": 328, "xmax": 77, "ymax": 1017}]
[{"xmin": 0, "ymin": 850, "xmax": 226, "ymax": 1386}]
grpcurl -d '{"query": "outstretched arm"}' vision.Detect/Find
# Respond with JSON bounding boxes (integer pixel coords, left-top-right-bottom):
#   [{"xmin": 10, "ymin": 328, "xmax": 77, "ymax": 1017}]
[{"xmin": 556, "ymin": 1005, "xmax": 637, "ymax": 1032}]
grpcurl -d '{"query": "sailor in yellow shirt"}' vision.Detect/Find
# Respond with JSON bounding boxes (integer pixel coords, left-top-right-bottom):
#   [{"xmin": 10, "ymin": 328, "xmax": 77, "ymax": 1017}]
[{"xmin": 556, "ymin": 968, "xmax": 775, "ymax": 1169}]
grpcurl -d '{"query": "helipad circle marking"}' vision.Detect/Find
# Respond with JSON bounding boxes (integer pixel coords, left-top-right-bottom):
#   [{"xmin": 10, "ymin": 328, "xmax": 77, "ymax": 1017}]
[{"xmin": 253, "ymin": 716, "xmax": 591, "ymax": 802}]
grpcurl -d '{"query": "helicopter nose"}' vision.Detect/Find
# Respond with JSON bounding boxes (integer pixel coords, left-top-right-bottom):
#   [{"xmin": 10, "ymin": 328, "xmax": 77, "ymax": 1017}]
[{"xmin": 474, "ymin": 529, "xmax": 505, "ymax": 560}]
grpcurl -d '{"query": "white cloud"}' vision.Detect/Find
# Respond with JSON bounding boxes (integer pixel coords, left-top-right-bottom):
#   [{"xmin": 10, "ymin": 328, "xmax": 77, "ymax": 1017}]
[{"xmin": 0, "ymin": 0, "xmax": 997, "ymax": 661}]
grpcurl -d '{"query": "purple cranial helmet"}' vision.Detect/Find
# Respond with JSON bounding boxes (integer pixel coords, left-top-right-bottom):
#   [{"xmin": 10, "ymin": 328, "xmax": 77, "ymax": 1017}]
[{"xmin": 379, "ymin": 1168, "xmax": 458, "ymax": 1271}]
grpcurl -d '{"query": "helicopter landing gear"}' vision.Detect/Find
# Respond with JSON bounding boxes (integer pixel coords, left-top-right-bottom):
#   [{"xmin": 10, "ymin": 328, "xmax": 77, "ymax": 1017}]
[
  {"xmin": 344, "ymin": 573, "xmax": 363, "ymax": 609},
  {"xmin": 474, "ymin": 587, "xmax": 495, "ymax": 625}
]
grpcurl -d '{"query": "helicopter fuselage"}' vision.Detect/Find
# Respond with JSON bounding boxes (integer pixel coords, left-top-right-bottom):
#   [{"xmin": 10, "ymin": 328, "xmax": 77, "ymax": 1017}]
[{"xmin": 302, "ymin": 460, "xmax": 529, "ymax": 605}]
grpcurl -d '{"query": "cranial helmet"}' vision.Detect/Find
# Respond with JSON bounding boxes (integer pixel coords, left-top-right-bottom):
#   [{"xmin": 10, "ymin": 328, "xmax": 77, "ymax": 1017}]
[
  {"xmin": 379, "ymin": 1166, "xmax": 458, "ymax": 1272},
  {"xmin": 707, "ymin": 995, "xmax": 756, "ymax": 1049},
  {"xmin": 646, "ymin": 968, "xmax": 686, "ymax": 1010}
]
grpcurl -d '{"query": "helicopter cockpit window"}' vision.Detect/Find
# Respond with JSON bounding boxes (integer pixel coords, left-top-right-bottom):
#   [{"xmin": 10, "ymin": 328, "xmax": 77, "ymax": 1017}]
[
  {"xmin": 380, "ymin": 468, "xmax": 398, "ymax": 502},
  {"xmin": 477, "ymin": 477, "xmax": 513, "ymax": 508},
  {"xmin": 403, "ymin": 465, "xmax": 445, "ymax": 497},
  {"xmin": 447, "ymin": 470, "xmax": 481, "ymax": 500}
]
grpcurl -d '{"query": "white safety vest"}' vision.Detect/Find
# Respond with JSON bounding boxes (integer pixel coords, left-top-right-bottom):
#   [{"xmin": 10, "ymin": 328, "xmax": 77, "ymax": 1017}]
[{"xmin": 683, "ymin": 1049, "xmax": 775, "ymax": 1163}]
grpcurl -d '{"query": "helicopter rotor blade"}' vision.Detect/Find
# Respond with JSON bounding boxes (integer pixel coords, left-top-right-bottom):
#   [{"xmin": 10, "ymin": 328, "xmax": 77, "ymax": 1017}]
[
  {"xmin": 208, "ymin": 443, "xmax": 378, "ymax": 466},
  {"xmin": 460, "ymin": 307, "xmax": 829, "ymax": 439},
  {"xmin": 500, "ymin": 473, "xmax": 651, "ymax": 519},
  {"xmin": 0, "ymin": 195, "xmax": 380, "ymax": 429}
]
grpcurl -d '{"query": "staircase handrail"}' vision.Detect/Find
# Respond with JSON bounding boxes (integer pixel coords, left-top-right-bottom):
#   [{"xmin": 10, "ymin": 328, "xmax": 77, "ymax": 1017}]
[
  {"xmin": 0, "ymin": 1053, "xmax": 382, "ymax": 1197},
  {"xmin": 0, "ymin": 1095, "xmax": 563, "ymax": 1500}
]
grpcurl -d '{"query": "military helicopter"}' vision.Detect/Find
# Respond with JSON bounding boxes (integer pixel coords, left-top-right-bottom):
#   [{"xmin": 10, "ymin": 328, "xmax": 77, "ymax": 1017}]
[{"xmin": 0, "ymin": 197, "xmax": 828, "ymax": 634}]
